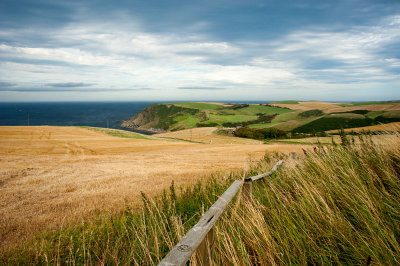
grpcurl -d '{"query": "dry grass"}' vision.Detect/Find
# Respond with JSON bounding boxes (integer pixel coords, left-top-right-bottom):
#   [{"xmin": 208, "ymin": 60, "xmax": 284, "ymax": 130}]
[
  {"xmin": 326, "ymin": 122, "xmax": 400, "ymax": 133},
  {"xmin": 270, "ymin": 101, "xmax": 341, "ymax": 110},
  {"xmin": 274, "ymin": 134, "xmax": 399, "ymax": 145},
  {"xmin": 155, "ymin": 127, "xmax": 263, "ymax": 144},
  {"xmin": 0, "ymin": 126, "xmax": 308, "ymax": 248},
  {"xmin": 270, "ymin": 101, "xmax": 400, "ymax": 113},
  {"xmin": 3, "ymin": 133, "xmax": 398, "ymax": 265},
  {"xmin": 327, "ymin": 103, "xmax": 400, "ymax": 113},
  {"xmin": 212, "ymin": 135, "xmax": 400, "ymax": 265},
  {"xmin": 326, "ymin": 113, "xmax": 366, "ymax": 119}
]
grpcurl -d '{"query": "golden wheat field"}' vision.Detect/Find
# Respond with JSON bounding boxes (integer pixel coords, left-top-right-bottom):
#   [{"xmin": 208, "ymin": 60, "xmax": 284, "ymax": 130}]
[
  {"xmin": 0, "ymin": 126, "xmax": 308, "ymax": 248},
  {"xmin": 326, "ymin": 122, "xmax": 400, "ymax": 133},
  {"xmin": 270, "ymin": 101, "xmax": 400, "ymax": 113},
  {"xmin": 270, "ymin": 101, "xmax": 341, "ymax": 110},
  {"xmin": 155, "ymin": 127, "xmax": 264, "ymax": 144}
]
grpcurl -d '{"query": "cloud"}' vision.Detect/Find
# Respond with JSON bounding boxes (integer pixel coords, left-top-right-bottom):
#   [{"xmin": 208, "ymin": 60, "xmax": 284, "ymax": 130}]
[
  {"xmin": 0, "ymin": 1, "xmax": 399, "ymax": 101},
  {"xmin": 0, "ymin": 87, "xmax": 152, "ymax": 92},
  {"xmin": 0, "ymin": 81, "xmax": 16, "ymax": 88},
  {"xmin": 47, "ymin": 82, "xmax": 94, "ymax": 87},
  {"xmin": 178, "ymin": 86, "xmax": 227, "ymax": 90}
]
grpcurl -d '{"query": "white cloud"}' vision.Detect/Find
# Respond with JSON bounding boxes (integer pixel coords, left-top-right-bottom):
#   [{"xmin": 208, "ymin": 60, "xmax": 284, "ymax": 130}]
[{"xmin": 0, "ymin": 14, "xmax": 399, "ymax": 101}]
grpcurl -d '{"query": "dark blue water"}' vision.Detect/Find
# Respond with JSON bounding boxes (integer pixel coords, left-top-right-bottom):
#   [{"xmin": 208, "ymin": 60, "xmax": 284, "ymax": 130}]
[{"xmin": 0, "ymin": 102, "xmax": 155, "ymax": 129}]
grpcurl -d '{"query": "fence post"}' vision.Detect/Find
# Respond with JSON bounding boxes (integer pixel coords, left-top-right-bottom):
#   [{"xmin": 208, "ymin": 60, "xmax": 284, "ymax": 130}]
[
  {"xmin": 195, "ymin": 227, "xmax": 215, "ymax": 265},
  {"xmin": 242, "ymin": 180, "xmax": 252, "ymax": 203}
]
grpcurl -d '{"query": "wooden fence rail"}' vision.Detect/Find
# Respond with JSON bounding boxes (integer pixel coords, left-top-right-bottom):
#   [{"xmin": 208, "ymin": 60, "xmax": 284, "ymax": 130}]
[{"xmin": 158, "ymin": 159, "xmax": 285, "ymax": 266}]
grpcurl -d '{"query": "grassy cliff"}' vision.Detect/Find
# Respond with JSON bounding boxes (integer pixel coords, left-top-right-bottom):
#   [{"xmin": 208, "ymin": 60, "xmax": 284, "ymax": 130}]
[{"xmin": 121, "ymin": 102, "xmax": 292, "ymax": 131}]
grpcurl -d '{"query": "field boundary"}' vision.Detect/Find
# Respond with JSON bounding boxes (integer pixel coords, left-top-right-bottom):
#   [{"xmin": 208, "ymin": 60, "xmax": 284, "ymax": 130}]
[{"xmin": 158, "ymin": 159, "xmax": 285, "ymax": 265}]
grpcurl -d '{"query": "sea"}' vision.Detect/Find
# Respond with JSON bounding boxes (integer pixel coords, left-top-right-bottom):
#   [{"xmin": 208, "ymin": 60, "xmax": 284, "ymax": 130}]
[{"xmin": 0, "ymin": 102, "xmax": 156, "ymax": 130}]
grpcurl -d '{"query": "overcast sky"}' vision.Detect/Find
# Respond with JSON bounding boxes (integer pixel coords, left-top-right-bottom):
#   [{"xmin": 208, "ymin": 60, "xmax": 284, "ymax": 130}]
[{"xmin": 0, "ymin": 0, "xmax": 399, "ymax": 102}]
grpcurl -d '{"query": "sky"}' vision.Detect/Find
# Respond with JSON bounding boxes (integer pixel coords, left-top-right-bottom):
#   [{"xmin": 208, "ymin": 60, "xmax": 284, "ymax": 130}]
[{"xmin": 0, "ymin": 0, "xmax": 399, "ymax": 102}]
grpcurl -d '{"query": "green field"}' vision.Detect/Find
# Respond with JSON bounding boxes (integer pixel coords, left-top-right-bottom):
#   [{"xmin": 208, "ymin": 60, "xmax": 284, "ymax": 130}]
[
  {"xmin": 156, "ymin": 103, "xmax": 294, "ymax": 130},
  {"xmin": 366, "ymin": 111, "xmax": 385, "ymax": 119},
  {"xmin": 172, "ymin": 102, "xmax": 222, "ymax": 110}
]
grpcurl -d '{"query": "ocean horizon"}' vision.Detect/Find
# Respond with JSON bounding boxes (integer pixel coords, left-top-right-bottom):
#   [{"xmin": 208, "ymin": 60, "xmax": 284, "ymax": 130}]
[
  {"xmin": 0, "ymin": 102, "xmax": 157, "ymax": 129},
  {"xmin": 0, "ymin": 101, "xmax": 275, "ymax": 129}
]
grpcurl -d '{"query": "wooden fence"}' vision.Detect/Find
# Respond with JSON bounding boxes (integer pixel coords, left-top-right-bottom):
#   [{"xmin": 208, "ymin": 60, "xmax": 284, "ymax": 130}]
[{"xmin": 158, "ymin": 159, "xmax": 285, "ymax": 266}]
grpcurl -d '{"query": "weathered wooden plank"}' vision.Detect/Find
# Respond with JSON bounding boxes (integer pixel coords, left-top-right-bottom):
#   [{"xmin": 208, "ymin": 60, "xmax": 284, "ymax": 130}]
[
  {"xmin": 245, "ymin": 160, "xmax": 283, "ymax": 182},
  {"xmin": 158, "ymin": 180, "xmax": 243, "ymax": 266},
  {"xmin": 242, "ymin": 181, "xmax": 253, "ymax": 203},
  {"xmin": 195, "ymin": 227, "xmax": 215, "ymax": 265}
]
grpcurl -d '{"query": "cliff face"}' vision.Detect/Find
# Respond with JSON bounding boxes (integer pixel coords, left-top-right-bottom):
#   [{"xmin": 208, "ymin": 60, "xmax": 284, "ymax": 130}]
[
  {"xmin": 121, "ymin": 104, "xmax": 162, "ymax": 131},
  {"xmin": 121, "ymin": 104, "xmax": 199, "ymax": 132}
]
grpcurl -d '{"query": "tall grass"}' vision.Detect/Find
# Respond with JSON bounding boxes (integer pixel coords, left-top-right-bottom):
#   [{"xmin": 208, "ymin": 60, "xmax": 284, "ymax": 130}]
[
  {"xmin": 1, "ymin": 134, "xmax": 399, "ymax": 265},
  {"xmin": 214, "ymin": 134, "xmax": 400, "ymax": 265}
]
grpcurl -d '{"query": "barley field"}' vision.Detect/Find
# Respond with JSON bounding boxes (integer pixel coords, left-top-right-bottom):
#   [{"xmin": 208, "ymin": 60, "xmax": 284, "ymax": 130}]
[
  {"xmin": 155, "ymin": 127, "xmax": 263, "ymax": 144},
  {"xmin": 326, "ymin": 121, "xmax": 400, "ymax": 133},
  {"xmin": 2, "ymin": 131, "xmax": 399, "ymax": 265},
  {"xmin": 270, "ymin": 101, "xmax": 400, "ymax": 113},
  {"xmin": 0, "ymin": 126, "xmax": 307, "ymax": 248}
]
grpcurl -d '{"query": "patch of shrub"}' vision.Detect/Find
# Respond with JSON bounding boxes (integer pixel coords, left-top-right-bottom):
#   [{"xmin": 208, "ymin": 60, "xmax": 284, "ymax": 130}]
[
  {"xmin": 231, "ymin": 104, "xmax": 249, "ymax": 110},
  {"xmin": 219, "ymin": 104, "xmax": 250, "ymax": 111},
  {"xmin": 331, "ymin": 110, "xmax": 369, "ymax": 115},
  {"xmin": 195, "ymin": 122, "xmax": 219, "ymax": 127},
  {"xmin": 222, "ymin": 114, "xmax": 278, "ymax": 128},
  {"xmin": 197, "ymin": 111, "xmax": 208, "ymax": 121},
  {"xmin": 374, "ymin": 115, "xmax": 400, "ymax": 123},
  {"xmin": 293, "ymin": 117, "xmax": 375, "ymax": 133},
  {"xmin": 298, "ymin": 109, "xmax": 324, "ymax": 118},
  {"xmin": 234, "ymin": 127, "xmax": 287, "ymax": 140},
  {"xmin": 262, "ymin": 104, "xmax": 291, "ymax": 109}
]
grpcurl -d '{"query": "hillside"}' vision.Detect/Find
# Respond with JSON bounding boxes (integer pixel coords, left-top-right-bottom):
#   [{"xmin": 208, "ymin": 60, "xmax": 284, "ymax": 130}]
[
  {"xmin": 121, "ymin": 101, "xmax": 400, "ymax": 133},
  {"xmin": 121, "ymin": 102, "xmax": 292, "ymax": 131}
]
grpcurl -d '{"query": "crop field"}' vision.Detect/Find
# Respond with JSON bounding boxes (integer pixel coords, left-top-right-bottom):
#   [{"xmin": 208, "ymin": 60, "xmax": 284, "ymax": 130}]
[
  {"xmin": 338, "ymin": 100, "xmax": 400, "ymax": 107},
  {"xmin": 270, "ymin": 101, "xmax": 341, "ymax": 110},
  {"xmin": 272, "ymin": 134, "xmax": 398, "ymax": 145},
  {"xmin": 0, "ymin": 126, "xmax": 308, "ymax": 248},
  {"xmin": 326, "ymin": 122, "xmax": 400, "ymax": 133},
  {"xmin": 3, "ymin": 130, "xmax": 399, "ymax": 265},
  {"xmin": 156, "ymin": 127, "xmax": 264, "ymax": 144},
  {"xmin": 270, "ymin": 101, "xmax": 400, "ymax": 113},
  {"xmin": 327, "ymin": 102, "xmax": 400, "ymax": 113}
]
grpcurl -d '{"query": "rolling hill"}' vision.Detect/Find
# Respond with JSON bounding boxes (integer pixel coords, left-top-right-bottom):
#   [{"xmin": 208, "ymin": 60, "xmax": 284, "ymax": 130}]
[{"xmin": 121, "ymin": 101, "xmax": 400, "ymax": 134}]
